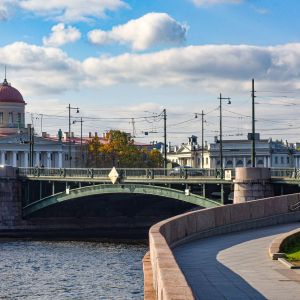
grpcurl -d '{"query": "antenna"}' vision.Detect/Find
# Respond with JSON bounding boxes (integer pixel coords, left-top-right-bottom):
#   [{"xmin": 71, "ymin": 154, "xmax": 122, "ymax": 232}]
[{"xmin": 3, "ymin": 65, "xmax": 8, "ymax": 85}]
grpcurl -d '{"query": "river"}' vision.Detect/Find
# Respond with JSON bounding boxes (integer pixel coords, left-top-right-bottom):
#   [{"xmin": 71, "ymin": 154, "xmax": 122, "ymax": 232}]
[{"xmin": 0, "ymin": 240, "xmax": 147, "ymax": 299}]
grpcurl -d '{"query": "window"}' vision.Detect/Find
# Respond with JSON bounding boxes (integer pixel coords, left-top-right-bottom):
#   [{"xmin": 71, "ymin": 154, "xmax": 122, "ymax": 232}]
[
  {"xmin": 287, "ymin": 157, "xmax": 290, "ymax": 164},
  {"xmin": 281, "ymin": 157, "xmax": 284, "ymax": 164},
  {"xmin": 236, "ymin": 160, "xmax": 243, "ymax": 167},
  {"xmin": 275, "ymin": 156, "xmax": 278, "ymax": 164},
  {"xmin": 226, "ymin": 160, "xmax": 233, "ymax": 167},
  {"xmin": 257, "ymin": 159, "xmax": 264, "ymax": 166},
  {"xmin": 0, "ymin": 112, "xmax": 3, "ymax": 124},
  {"xmin": 8, "ymin": 112, "xmax": 13, "ymax": 124},
  {"xmin": 17, "ymin": 113, "xmax": 21, "ymax": 126},
  {"xmin": 206, "ymin": 157, "xmax": 208, "ymax": 165},
  {"xmin": 65, "ymin": 154, "xmax": 69, "ymax": 161}
]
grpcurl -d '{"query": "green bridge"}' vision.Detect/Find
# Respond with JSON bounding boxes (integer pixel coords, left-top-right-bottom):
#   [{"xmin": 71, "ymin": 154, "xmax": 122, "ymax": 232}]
[
  {"xmin": 23, "ymin": 183, "xmax": 221, "ymax": 217},
  {"xmin": 19, "ymin": 167, "xmax": 300, "ymax": 218}
]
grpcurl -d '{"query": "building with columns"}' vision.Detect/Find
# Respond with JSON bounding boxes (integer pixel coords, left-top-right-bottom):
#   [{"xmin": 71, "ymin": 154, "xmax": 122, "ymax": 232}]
[
  {"xmin": 0, "ymin": 77, "xmax": 83, "ymax": 168},
  {"xmin": 167, "ymin": 135, "xmax": 299, "ymax": 169}
]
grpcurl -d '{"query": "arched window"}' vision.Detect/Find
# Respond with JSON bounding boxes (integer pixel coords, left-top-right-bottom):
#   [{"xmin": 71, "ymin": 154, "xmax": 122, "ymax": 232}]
[
  {"xmin": 236, "ymin": 159, "xmax": 243, "ymax": 167},
  {"xmin": 226, "ymin": 160, "xmax": 233, "ymax": 167},
  {"xmin": 257, "ymin": 159, "xmax": 264, "ymax": 166},
  {"xmin": 216, "ymin": 160, "xmax": 220, "ymax": 166},
  {"xmin": 247, "ymin": 159, "xmax": 252, "ymax": 166}
]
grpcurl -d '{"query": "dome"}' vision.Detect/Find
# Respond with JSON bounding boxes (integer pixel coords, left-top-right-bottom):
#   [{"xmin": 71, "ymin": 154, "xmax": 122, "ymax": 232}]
[{"xmin": 0, "ymin": 79, "xmax": 25, "ymax": 104}]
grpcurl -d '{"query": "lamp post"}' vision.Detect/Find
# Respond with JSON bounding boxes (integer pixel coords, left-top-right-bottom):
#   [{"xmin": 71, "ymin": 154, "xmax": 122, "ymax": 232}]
[
  {"xmin": 219, "ymin": 93, "xmax": 231, "ymax": 179},
  {"xmin": 73, "ymin": 117, "xmax": 84, "ymax": 167},
  {"xmin": 67, "ymin": 104, "xmax": 79, "ymax": 168}
]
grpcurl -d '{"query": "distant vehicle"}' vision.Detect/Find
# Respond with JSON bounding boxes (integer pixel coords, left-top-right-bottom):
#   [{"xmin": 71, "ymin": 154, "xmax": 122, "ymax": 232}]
[{"xmin": 169, "ymin": 166, "xmax": 203, "ymax": 176}]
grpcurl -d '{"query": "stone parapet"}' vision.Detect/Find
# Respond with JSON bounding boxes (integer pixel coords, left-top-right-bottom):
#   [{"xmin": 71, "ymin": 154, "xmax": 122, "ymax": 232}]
[
  {"xmin": 147, "ymin": 193, "xmax": 300, "ymax": 300},
  {"xmin": 269, "ymin": 228, "xmax": 300, "ymax": 260}
]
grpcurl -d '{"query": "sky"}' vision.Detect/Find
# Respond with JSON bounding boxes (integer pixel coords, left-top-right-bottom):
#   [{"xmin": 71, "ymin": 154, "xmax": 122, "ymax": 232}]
[{"xmin": 1, "ymin": 0, "xmax": 300, "ymax": 145}]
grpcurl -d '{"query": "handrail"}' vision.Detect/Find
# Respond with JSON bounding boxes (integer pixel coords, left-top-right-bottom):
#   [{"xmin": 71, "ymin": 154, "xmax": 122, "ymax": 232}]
[{"xmin": 17, "ymin": 167, "xmax": 236, "ymax": 180}]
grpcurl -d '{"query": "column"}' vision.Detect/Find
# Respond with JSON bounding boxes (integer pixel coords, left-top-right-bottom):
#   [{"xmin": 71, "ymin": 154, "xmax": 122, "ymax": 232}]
[
  {"xmin": 264, "ymin": 156, "xmax": 267, "ymax": 167},
  {"xmin": 24, "ymin": 152, "xmax": 29, "ymax": 168},
  {"xmin": 243, "ymin": 157, "xmax": 246, "ymax": 167},
  {"xmin": 233, "ymin": 157, "xmax": 236, "ymax": 168},
  {"xmin": 35, "ymin": 151, "xmax": 40, "ymax": 167},
  {"xmin": 1, "ymin": 151, "xmax": 5, "ymax": 165},
  {"xmin": 12, "ymin": 151, "xmax": 17, "ymax": 167},
  {"xmin": 47, "ymin": 152, "xmax": 51, "ymax": 168},
  {"xmin": 58, "ymin": 152, "xmax": 63, "ymax": 168}
]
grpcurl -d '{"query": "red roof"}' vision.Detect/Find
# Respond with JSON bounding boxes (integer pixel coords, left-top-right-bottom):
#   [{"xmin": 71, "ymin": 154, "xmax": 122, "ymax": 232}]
[{"xmin": 0, "ymin": 79, "xmax": 25, "ymax": 104}]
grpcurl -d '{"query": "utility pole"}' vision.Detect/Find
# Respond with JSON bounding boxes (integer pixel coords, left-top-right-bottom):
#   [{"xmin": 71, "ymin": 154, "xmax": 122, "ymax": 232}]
[
  {"xmin": 163, "ymin": 109, "xmax": 167, "ymax": 169},
  {"xmin": 68, "ymin": 104, "xmax": 79, "ymax": 168},
  {"xmin": 201, "ymin": 110, "xmax": 204, "ymax": 168},
  {"xmin": 27, "ymin": 125, "xmax": 34, "ymax": 167},
  {"xmin": 251, "ymin": 78, "xmax": 256, "ymax": 167},
  {"xmin": 219, "ymin": 93, "xmax": 231, "ymax": 179},
  {"xmin": 73, "ymin": 117, "xmax": 84, "ymax": 167}
]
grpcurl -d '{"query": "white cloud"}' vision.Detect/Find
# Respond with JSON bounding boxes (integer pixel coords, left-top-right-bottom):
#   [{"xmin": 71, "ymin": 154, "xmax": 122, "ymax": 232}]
[
  {"xmin": 1, "ymin": 0, "xmax": 128, "ymax": 22},
  {"xmin": 82, "ymin": 43, "xmax": 300, "ymax": 92},
  {"xmin": 0, "ymin": 42, "xmax": 82, "ymax": 95},
  {"xmin": 191, "ymin": 0, "xmax": 241, "ymax": 6},
  {"xmin": 2, "ymin": 41, "xmax": 300, "ymax": 97},
  {"xmin": 88, "ymin": 12, "xmax": 188, "ymax": 51},
  {"xmin": 43, "ymin": 23, "xmax": 81, "ymax": 47}
]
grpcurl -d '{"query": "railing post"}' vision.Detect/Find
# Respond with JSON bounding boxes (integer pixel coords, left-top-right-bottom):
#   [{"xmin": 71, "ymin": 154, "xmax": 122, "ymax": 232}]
[
  {"xmin": 202, "ymin": 183, "xmax": 206, "ymax": 198},
  {"xmin": 221, "ymin": 183, "xmax": 224, "ymax": 204}
]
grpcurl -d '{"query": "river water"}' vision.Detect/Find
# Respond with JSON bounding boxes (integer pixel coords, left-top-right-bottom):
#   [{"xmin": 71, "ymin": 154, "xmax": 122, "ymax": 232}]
[{"xmin": 0, "ymin": 240, "xmax": 147, "ymax": 300}]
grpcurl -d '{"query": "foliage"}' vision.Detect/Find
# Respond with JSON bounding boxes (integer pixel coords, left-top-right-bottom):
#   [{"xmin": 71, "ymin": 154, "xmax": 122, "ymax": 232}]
[
  {"xmin": 87, "ymin": 130, "xmax": 164, "ymax": 168},
  {"xmin": 283, "ymin": 236, "xmax": 300, "ymax": 261}
]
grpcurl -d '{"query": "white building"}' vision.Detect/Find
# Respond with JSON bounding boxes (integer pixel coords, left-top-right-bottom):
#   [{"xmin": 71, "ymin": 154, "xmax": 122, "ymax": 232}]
[
  {"xmin": 0, "ymin": 77, "xmax": 83, "ymax": 168},
  {"xmin": 167, "ymin": 135, "xmax": 299, "ymax": 169}
]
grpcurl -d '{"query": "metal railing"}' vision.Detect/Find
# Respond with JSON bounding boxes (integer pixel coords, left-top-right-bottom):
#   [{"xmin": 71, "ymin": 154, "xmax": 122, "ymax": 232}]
[
  {"xmin": 18, "ymin": 167, "xmax": 236, "ymax": 180},
  {"xmin": 270, "ymin": 168, "xmax": 300, "ymax": 179}
]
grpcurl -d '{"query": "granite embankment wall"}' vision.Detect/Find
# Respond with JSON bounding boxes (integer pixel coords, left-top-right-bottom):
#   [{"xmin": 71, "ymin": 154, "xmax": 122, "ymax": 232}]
[{"xmin": 145, "ymin": 193, "xmax": 300, "ymax": 300}]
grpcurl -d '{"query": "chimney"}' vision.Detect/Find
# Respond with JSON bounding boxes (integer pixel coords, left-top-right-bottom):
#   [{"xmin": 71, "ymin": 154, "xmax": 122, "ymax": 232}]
[
  {"xmin": 95, "ymin": 132, "xmax": 98, "ymax": 137},
  {"xmin": 64, "ymin": 132, "xmax": 69, "ymax": 140},
  {"xmin": 89, "ymin": 132, "xmax": 92, "ymax": 138}
]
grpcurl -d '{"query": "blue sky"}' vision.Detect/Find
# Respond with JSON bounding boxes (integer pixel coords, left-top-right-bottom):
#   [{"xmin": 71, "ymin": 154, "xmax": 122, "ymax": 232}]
[{"xmin": 0, "ymin": 0, "xmax": 300, "ymax": 143}]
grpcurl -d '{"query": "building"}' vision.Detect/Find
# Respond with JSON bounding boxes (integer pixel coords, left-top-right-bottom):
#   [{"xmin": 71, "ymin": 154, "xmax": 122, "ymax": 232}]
[
  {"xmin": 0, "ymin": 76, "xmax": 83, "ymax": 168},
  {"xmin": 167, "ymin": 134, "xmax": 299, "ymax": 169}
]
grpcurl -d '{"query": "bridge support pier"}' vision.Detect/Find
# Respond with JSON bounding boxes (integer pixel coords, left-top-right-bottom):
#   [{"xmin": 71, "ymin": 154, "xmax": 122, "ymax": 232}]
[
  {"xmin": 0, "ymin": 167, "xmax": 23, "ymax": 227},
  {"xmin": 234, "ymin": 167, "xmax": 273, "ymax": 204}
]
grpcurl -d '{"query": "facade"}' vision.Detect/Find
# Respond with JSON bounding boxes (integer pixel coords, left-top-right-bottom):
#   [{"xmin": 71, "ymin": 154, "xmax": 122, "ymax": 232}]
[
  {"xmin": 0, "ymin": 77, "xmax": 84, "ymax": 168},
  {"xmin": 167, "ymin": 135, "xmax": 299, "ymax": 169}
]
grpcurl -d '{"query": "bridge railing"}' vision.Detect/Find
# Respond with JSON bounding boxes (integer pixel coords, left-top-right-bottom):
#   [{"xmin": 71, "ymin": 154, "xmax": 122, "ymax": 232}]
[
  {"xmin": 18, "ymin": 167, "xmax": 235, "ymax": 180},
  {"xmin": 270, "ymin": 168, "xmax": 300, "ymax": 179}
]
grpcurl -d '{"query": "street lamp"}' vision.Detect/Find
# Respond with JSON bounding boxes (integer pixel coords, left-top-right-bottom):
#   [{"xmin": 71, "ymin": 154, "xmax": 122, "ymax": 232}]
[
  {"xmin": 219, "ymin": 93, "xmax": 231, "ymax": 179},
  {"xmin": 72, "ymin": 117, "xmax": 84, "ymax": 167},
  {"xmin": 67, "ymin": 104, "xmax": 79, "ymax": 168}
]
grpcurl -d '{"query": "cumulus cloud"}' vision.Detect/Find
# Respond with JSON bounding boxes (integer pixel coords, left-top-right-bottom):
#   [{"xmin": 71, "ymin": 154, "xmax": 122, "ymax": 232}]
[
  {"xmin": 88, "ymin": 12, "xmax": 188, "ymax": 51},
  {"xmin": 82, "ymin": 43, "xmax": 300, "ymax": 92},
  {"xmin": 43, "ymin": 23, "xmax": 81, "ymax": 47},
  {"xmin": 1, "ymin": 41, "xmax": 300, "ymax": 96},
  {"xmin": 0, "ymin": 42, "xmax": 82, "ymax": 95},
  {"xmin": 2, "ymin": 0, "xmax": 128, "ymax": 22},
  {"xmin": 191, "ymin": 0, "xmax": 241, "ymax": 6}
]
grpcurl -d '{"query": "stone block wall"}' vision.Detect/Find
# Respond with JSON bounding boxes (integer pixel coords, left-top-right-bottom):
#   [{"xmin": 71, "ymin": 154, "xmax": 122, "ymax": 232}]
[
  {"xmin": 146, "ymin": 193, "xmax": 300, "ymax": 300},
  {"xmin": 234, "ymin": 167, "xmax": 274, "ymax": 203}
]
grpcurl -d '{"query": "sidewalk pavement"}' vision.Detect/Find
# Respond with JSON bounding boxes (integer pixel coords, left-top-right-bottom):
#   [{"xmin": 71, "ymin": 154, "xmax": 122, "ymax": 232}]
[{"xmin": 174, "ymin": 223, "xmax": 300, "ymax": 300}]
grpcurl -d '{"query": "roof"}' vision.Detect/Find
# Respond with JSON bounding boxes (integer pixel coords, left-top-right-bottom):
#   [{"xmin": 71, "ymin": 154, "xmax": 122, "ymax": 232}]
[{"xmin": 0, "ymin": 79, "xmax": 25, "ymax": 104}]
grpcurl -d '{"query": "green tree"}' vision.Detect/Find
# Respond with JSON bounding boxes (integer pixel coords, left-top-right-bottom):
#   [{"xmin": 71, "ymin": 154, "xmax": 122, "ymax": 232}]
[{"xmin": 87, "ymin": 130, "xmax": 164, "ymax": 168}]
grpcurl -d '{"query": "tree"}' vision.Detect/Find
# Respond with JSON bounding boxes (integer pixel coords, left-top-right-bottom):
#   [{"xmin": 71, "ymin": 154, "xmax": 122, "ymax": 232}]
[{"xmin": 87, "ymin": 130, "xmax": 164, "ymax": 168}]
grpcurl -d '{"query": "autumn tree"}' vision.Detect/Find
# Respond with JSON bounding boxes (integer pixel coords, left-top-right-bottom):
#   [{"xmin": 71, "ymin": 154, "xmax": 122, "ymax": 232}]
[{"xmin": 87, "ymin": 130, "xmax": 163, "ymax": 168}]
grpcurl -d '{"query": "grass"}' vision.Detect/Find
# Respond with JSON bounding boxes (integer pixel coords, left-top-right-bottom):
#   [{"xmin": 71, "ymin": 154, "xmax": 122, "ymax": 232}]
[{"xmin": 282, "ymin": 237, "xmax": 300, "ymax": 262}]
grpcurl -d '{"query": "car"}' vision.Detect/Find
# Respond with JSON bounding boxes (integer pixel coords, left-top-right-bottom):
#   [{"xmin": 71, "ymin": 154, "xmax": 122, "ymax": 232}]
[{"xmin": 169, "ymin": 166, "xmax": 203, "ymax": 176}]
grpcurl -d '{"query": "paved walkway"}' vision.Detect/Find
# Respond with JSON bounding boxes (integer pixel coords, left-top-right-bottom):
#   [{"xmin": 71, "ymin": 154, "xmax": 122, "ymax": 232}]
[{"xmin": 173, "ymin": 223, "xmax": 300, "ymax": 300}]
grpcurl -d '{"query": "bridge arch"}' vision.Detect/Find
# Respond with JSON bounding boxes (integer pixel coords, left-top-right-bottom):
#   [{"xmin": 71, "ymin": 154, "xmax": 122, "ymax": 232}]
[{"xmin": 23, "ymin": 184, "xmax": 221, "ymax": 217}]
